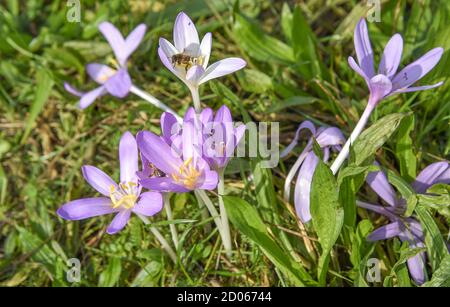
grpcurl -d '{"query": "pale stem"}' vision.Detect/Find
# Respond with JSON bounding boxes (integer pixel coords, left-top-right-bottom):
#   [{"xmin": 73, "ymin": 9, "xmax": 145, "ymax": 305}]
[
  {"xmin": 189, "ymin": 86, "xmax": 201, "ymax": 113},
  {"xmin": 195, "ymin": 190, "xmax": 224, "ymax": 239},
  {"xmin": 218, "ymin": 168, "xmax": 232, "ymax": 257},
  {"xmin": 137, "ymin": 214, "xmax": 177, "ymax": 264},
  {"xmin": 129, "ymin": 85, "xmax": 182, "ymax": 122},
  {"xmin": 164, "ymin": 193, "xmax": 179, "ymax": 249},
  {"xmin": 330, "ymin": 102, "xmax": 375, "ymax": 175}
]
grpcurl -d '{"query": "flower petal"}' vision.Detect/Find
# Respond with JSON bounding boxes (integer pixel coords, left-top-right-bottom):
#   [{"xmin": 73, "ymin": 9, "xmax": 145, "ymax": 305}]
[
  {"xmin": 82, "ymin": 165, "xmax": 117, "ymax": 196},
  {"xmin": 214, "ymin": 104, "xmax": 232, "ymax": 123},
  {"xmin": 137, "ymin": 130, "xmax": 183, "ymax": 175},
  {"xmin": 86, "ymin": 63, "xmax": 116, "ymax": 84},
  {"xmin": 368, "ymin": 74, "xmax": 393, "ymax": 103},
  {"xmin": 57, "ymin": 197, "xmax": 116, "ymax": 220},
  {"xmin": 161, "ymin": 112, "xmax": 181, "ymax": 144},
  {"xmin": 316, "ymin": 127, "xmax": 345, "ymax": 148},
  {"xmin": 412, "ymin": 161, "xmax": 450, "ymax": 193},
  {"xmin": 391, "ymin": 47, "xmax": 444, "ymax": 91},
  {"xmin": 348, "ymin": 56, "xmax": 370, "ymax": 87},
  {"xmin": 391, "ymin": 81, "xmax": 443, "ymax": 95},
  {"xmin": 132, "ymin": 191, "xmax": 163, "ymax": 216},
  {"xmin": 378, "ymin": 34, "xmax": 403, "ymax": 78},
  {"xmin": 98, "ymin": 22, "xmax": 126, "ymax": 65},
  {"xmin": 198, "ymin": 170, "xmax": 219, "ymax": 190},
  {"xmin": 280, "ymin": 120, "xmax": 316, "ymax": 158},
  {"xmin": 123, "ymin": 24, "xmax": 147, "ymax": 65},
  {"xmin": 354, "ymin": 18, "xmax": 375, "ymax": 78},
  {"xmin": 64, "ymin": 82, "xmax": 84, "ymax": 97},
  {"xmin": 104, "ymin": 68, "xmax": 132, "ymax": 98},
  {"xmin": 294, "ymin": 151, "xmax": 319, "ymax": 223},
  {"xmin": 140, "ymin": 177, "xmax": 190, "ymax": 193},
  {"xmin": 158, "ymin": 47, "xmax": 186, "ymax": 84},
  {"xmin": 367, "ymin": 221, "xmax": 403, "ymax": 241},
  {"xmin": 106, "ymin": 210, "xmax": 131, "ymax": 234},
  {"xmin": 200, "ymin": 32, "xmax": 212, "ymax": 68},
  {"xmin": 173, "ymin": 12, "xmax": 200, "ymax": 52},
  {"xmin": 366, "ymin": 166, "xmax": 398, "ymax": 207},
  {"xmin": 186, "ymin": 65, "xmax": 205, "ymax": 86},
  {"xmin": 198, "ymin": 58, "xmax": 246, "ymax": 85},
  {"xmin": 78, "ymin": 86, "xmax": 106, "ymax": 109},
  {"xmin": 119, "ymin": 131, "xmax": 138, "ymax": 183}
]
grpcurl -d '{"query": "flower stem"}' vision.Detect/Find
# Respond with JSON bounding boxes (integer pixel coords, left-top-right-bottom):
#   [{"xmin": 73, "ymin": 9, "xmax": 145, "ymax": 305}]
[
  {"xmin": 195, "ymin": 190, "xmax": 225, "ymax": 238},
  {"xmin": 137, "ymin": 214, "xmax": 177, "ymax": 264},
  {"xmin": 164, "ymin": 193, "xmax": 179, "ymax": 250},
  {"xmin": 218, "ymin": 168, "xmax": 232, "ymax": 258},
  {"xmin": 189, "ymin": 86, "xmax": 201, "ymax": 113},
  {"xmin": 129, "ymin": 85, "xmax": 182, "ymax": 122},
  {"xmin": 330, "ymin": 102, "xmax": 375, "ymax": 175}
]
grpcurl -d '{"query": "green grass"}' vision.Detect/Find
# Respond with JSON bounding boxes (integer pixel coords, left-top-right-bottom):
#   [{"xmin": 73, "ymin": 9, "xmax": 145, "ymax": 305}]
[{"xmin": 0, "ymin": 0, "xmax": 449, "ymax": 286}]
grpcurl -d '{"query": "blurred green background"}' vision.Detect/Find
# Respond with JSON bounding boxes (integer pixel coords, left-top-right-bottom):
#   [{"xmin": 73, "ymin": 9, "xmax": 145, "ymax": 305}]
[{"xmin": 0, "ymin": 0, "xmax": 448, "ymax": 286}]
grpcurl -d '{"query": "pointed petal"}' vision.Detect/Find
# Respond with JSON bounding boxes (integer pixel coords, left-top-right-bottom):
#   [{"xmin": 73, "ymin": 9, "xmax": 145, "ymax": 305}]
[
  {"xmin": 86, "ymin": 63, "xmax": 116, "ymax": 85},
  {"xmin": 356, "ymin": 201, "xmax": 398, "ymax": 220},
  {"xmin": 136, "ymin": 130, "xmax": 182, "ymax": 175},
  {"xmin": 391, "ymin": 82, "xmax": 443, "ymax": 95},
  {"xmin": 183, "ymin": 107, "xmax": 195, "ymax": 122},
  {"xmin": 104, "ymin": 68, "xmax": 132, "ymax": 98},
  {"xmin": 82, "ymin": 165, "xmax": 117, "ymax": 196},
  {"xmin": 200, "ymin": 32, "xmax": 212, "ymax": 68},
  {"xmin": 98, "ymin": 22, "xmax": 126, "ymax": 65},
  {"xmin": 200, "ymin": 107, "xmax": 213, "ymax": 125},
  {"xmin": 140, "ymin": 177, "xmax": 190, "ymax": 193},
  {"xmin": 78, "ymin": 86, "xmax": 106, "ymax": 109},
  {"xmin": 159, "ymin": 37, "xmax": 178, "ymax": 58},
  {"xmin": 173, "ymin": 12, "xmax": 199, "ymax": 52},
  {"xmin": 378, "ymin": 34, "xmax": 403, "ymax": 78},
  {"xmin": 161, "ymin": 112, "xmax": 180, "ymax": 144},
  {"xmin": 106, "ymin": 210, "xmax": 131, "ymax": 234},
  {"xmin": 293, "ymin": 152, "xmax": 319, "ymax": 223},
  {"xmin": 366, "ymin": 167, "xmax": 398, "ymax": 207},
  {"xmin": 119, "ymin": 131, "xmax": 138, "ymax": 183},
  {"xmin": 354, "ymin": 18, "xmax": 375, "ymax": 78},
  {"xmin": 348, "ymin": 56, "xmax": 370, "ymax": 86},
  {"xmin": 132, "ymin": 191, "xmax": 163, "ymax": 216},
  {"xmin": 391, "ymin": 47, "xmax": 444, "ymax": 91},
  {"xmin": 57, "ymin": 197, "xmax": 116, "ymax": 220},
  {"xmin": 412, "ymin": 161, "xmax": 450, "ymax": 193},
  {"xmin": 214, "ymin": 104, "xmax": 232, "ymax": 123},
  {"xmin": 367, "ymin": 221, "xmax": 403, "ymax": 241},
  {"xmin": 64, "ymin": 82, "xmax": 84, "ymax": 97},
  {"xmin": 158, "ymin": 47, "xmax": 185, "ymax": 84},
  {"xmin": 198, "ymin": 58, "xmax": 246, "ymax": 85},
  {"xmin": 123, "ymin": 24, "xmax": 147, "ymax": 65}
]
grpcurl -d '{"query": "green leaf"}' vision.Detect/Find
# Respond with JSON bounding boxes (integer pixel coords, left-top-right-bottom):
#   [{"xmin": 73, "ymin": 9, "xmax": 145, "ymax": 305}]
[
  {"xmin": 223, "ymin": 196, "xmax": 313, "ymax": 286},
  {"xmin": 310, "ymin": 159, "xmax": 344, "ymax": 284},
  {"xmin": 21, "ymin": 68, "xmax": 54, "ymax": 144},
  {"xmin": 423, "ymin": 254, "xmax": 450, "ymax": 287},
  {"xmin": 351, "ymin": 113, "xmax": 406, "ymax": 166},
  {"xmin": 233, "ymin": 14, "xmax": 295, "ymax": 63},
  {"xmin": 236, "ymin": 69, "xmax": 273, "ymax": 94},
  {"xmin": 98, "ymin": 257, "xmax": 122, "ymax": 287},
  {"xmin": 268, "ymin": 96, "xmax": 316, "ymax": 113},
  {"xmin": 281, "ymin": 3, "xmax": 293, "ymax": 42},
  {"xmin": 415, "ymin": 205, "xmax": 448, "ymax": 271},
  {"xmin": 395, "ymin": 113, "xmax": 416, "ymax": 181},
  {"xmin": 349, "ymin": 220, "xmax": 375, "ymax": 287}
]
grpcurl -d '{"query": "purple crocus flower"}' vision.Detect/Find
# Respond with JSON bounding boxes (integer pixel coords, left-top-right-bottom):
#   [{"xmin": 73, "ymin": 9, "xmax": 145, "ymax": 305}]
[
  {"xmin": 136, "ymin": 118, "xmax": 219, "ymax": 192},
  {"xmin": 57, "ymin": 132, "xmax": 163, "ymax": 234},
  {"xmin": 282, "ymin": 121, "xmax": 345, "ymax": 222},
  {"xmin": 65, "ymin": 22, "xmax": 147, "ymax": 109},
  {"xmin": 349, "ymin": 18, "xmax": 444, "ymax": 106},
  {"xmin": 158, "ymin": 12, "xmax": 246, "ymax": 90},
  {"xmin": 359, "ymin": 161, "xmax": 450, "ymax": 284}
]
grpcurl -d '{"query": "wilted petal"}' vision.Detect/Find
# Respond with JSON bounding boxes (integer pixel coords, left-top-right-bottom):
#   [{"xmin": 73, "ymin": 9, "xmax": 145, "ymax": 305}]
[
  {"xmin": 294, "ymin": 151, "xmax": 319, "ymax": 223},
  {"xmin": 173, "ymin": 12, "xmax": 199, "ymax": 52},
  {"xmin": 98, "ymin": 22, "xmax": 126, "ymax": 65},
  {"xmin": 366, "ymin": 167, "xmax": 398, "ymax": 207},
  {"xmin": 378, "ymin": 34, "xmax": 403, "ymax": 78},
  {"xmin": 367, "ymin": 221, "xmax": 403, "ymax": 241},
  {"xmin": 391, "ymin": 47, "xmax": 444, "ymax": 91},
  {"xmin": 132, "ymin": 192, "xmax": 163, "ymax": 216},
  {"xmin": 140, "ymin": 177, "xmax": 190, "ymax": 193},
  {"xmin": 316, "ymin": 127, "xmax": 345, "ymax": 148},
  {"xmin": 86, "ymin": 63, "xmax": 116, "ymax": 85},
  {"xmin": 78, "ymin": 86, "xmax": 106, "ymax": 109},
  {"xmin": 57, "ymin": 197, "xmax": 116, "ymax": 220},
  {"xmin": 200, "ymin": 32, "xmax": 212, "ymax": 68},
  {"xmin": 82, "ymin": 165, "xmax": 117, "ymax": 196},
  {"xmin": 106, "ymin": 210, "xmax": 131, "ymax": 234},
  {"xmin": 356, "ymin": 201, "xmax": 398, "ymax": 220},
  {"xmin": 280, "ymin": 121, "xmax": 316, "ymax": 158},
  {"xmin": 104, "ymin": 68, "xmax": 132, "ymax": 98},
  {"xmin": 354, "ymin": 18, "xmax": 375, "ymax": 78},
  {"xmin": 119, "ymin": 131, "xmax": 138, "ymax": 183},
  {"xmin": 137, "ymin": 130, "xmax": 183, "ymax": 175},
  {"xmin": 199, "ymin": 58, "xmax": 246, "ymax": 85},
  {"xmin": 64, "ymin": 82, "xmax": 84, "ymax": 97},
  {"xmin": 122, "ymin": 24, "xmax": 147, "ymax": 65},
  {"xmin": 412, "ymin": 161, "xmax": 450, "ymax": 193}
]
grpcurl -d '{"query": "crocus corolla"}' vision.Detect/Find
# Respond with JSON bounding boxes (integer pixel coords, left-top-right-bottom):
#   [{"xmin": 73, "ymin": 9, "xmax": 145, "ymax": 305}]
[
  {"xmin": 57, "ymin": 132, "xmax": 163, "ymax": 234},
  {"xmin": 282, "ymin": 121, "xmax": 345, "ymax": 222},
  {"xmin": 65, "ymin": 22, "xmax": 146, "ymax": 109}
]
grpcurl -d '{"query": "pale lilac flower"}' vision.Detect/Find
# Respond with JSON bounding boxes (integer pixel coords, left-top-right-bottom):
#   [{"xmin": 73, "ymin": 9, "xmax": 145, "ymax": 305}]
[
  {"xmin": 158, "ymin": 12, "xmax": 246, "ymax": 90},
  {"xmin": 282, "ymin": 121, "xmax": 345, "ymax": 222},
  {"xmin": 349, "ymin": 18, "xmax": 444, "ymax": 106},
  {"xmin": 57, "ymin": 132, "xmax": 163, "ymax": 234},
  {"xmin": 65, "ymin": 22, "xmax": 147, "ymax": 109},
  {"xmin": 359, "ymin": 161, "xmax": 450, "ymax": 284},
  {"xmin": 136, "ymin": 118, "xmax": 219, "ymax": 192}
]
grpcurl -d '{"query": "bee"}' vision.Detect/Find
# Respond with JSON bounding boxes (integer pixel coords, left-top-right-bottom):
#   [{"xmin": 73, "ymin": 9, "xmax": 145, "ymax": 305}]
[{"xmin": 171, "ymin": 52, "xmax": 203, "ymax": 72}]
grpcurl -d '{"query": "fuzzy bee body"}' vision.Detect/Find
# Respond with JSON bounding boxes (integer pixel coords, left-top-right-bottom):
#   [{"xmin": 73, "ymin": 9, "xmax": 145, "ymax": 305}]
[{"xmin": 171, "ymin": 52, "xmax": 203, "ymax": 71}]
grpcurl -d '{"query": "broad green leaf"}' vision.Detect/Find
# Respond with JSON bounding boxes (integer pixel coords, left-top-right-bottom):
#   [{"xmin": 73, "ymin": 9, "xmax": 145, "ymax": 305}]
[
  {"xmin": 310, "ymin": 159, "xmax": 344, "ymax": 284},
  {"xmin": 422, "ymin": 254, "xmax": 450, "ymax": 287},
  {"xmin": 395, "ymin": 114, "xmax": 416, "ymax": 181},
  {"xmin": 351, "ymin": 113, "xmax": 406, "ymax": 166},
  {"xmin": 223, "ymin": 196, "xmax": 313, "ymax": 286},
  {"xmin": 21, "ymin": 68, "xmax": 54, "ymax": 144},
  {"xmin": 98, "ymin": 257, "xmax": 122, "ymax": 287},
  {"xmin": 131, "ymin": 261, "xmax": 163, "ymax": 287},
  {"xmin": 233, "ymin": 14, "xmax": 295, "ymax": 63}
]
